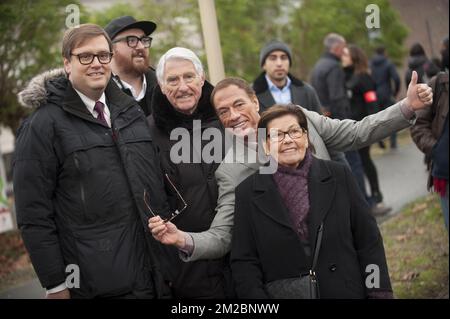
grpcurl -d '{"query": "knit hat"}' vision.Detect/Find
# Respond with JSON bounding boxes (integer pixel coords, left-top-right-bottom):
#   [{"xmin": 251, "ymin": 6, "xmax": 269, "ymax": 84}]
[{"xmin": 259, "ymin": 40, "xmax": 292, "ymax": 67}]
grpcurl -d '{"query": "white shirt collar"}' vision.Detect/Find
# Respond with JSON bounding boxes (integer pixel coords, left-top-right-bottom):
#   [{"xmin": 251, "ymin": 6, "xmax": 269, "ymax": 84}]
[
  {"xmin": 74, "ymin": 89, "xmax": 107, "ymax": 114},
  {"xmin": 73, "ymin": 88, "xmax": 111, "ymax": 127},
  {"xmin": 113, "ymin": 74, "xmax": 147, "ymax": 101},
  {"xmin": 265, "ymin": 74, "xmax": 291, "ymax": 91}
]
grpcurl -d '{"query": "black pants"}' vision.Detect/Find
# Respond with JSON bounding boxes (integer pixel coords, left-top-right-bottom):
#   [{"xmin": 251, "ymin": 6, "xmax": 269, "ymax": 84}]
[{"xmin": 358, "ymin": 145, "xmax": 383, "ymax": 203}]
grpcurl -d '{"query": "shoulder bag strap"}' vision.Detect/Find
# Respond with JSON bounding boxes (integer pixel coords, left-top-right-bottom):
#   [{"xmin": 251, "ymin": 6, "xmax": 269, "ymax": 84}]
[{"xmin": 310, "ymin": 222, "xmax": 324, "ymax": 272}]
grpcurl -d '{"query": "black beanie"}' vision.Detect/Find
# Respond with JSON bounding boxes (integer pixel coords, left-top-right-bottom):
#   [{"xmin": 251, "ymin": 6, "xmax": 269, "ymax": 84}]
[{"xmin": 259, "ymin": 40, "xmax": 292, "ymax": 67}]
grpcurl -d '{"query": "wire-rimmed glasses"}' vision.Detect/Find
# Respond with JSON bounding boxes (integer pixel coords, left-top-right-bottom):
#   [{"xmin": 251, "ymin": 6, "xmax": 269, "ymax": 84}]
[{"xmin": 144, "ymin": 174, "xmax": 187, "ymax": 223}]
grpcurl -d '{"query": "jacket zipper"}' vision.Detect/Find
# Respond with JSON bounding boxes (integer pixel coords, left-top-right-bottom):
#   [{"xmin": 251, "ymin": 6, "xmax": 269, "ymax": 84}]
[{"xmin": 74, "ymin": 153, "xmax": 88, "ymax": 222}]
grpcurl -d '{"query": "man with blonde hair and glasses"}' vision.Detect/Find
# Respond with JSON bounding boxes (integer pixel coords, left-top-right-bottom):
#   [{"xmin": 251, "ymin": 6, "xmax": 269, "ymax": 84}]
[
  {"xmin": 14, "ymin": 23, "xmax": 170, "ymax": 299},
  {"xmin": 105, "ymin": 16, "xmax": 158, "ymax": 116}
]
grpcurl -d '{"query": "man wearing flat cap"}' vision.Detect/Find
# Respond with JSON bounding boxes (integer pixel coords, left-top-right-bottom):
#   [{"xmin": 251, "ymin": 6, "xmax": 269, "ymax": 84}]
[
  {"xmin": 252, "ymin": 39, "xmax": 321, "ymax": 114},
  {"xmin": 105, "ymin": 16, "xmax": 157, "ymax": 116}
]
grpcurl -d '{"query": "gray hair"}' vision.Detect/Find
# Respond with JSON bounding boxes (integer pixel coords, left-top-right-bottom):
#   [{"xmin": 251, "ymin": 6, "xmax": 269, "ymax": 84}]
[
  {"xmin": 323, "ymin": 33, "xmax": 346, "ymax": 51},
  {"xmin": 156, "ymin": 47, "xmax": 204, "ymax": 83}
]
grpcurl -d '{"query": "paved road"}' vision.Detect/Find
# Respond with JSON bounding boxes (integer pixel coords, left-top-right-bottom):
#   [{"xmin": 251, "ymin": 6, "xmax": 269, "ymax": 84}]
[
  {"xmin": 0, "ymin": 141, "xmax": 429, "ymax": 299},
  {"xmin": 371, "ymin": 142, "xmax": 428, "ymax": 220},
  {"xmin": 0, "ymin": 277, "xmax": 44, "ymax": 299}
]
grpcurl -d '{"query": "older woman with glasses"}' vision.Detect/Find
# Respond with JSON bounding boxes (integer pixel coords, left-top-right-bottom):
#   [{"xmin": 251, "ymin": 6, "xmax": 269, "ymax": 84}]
[{"xmin": 230, "ymin": 104, "xmax": 393, "ymax": 299}]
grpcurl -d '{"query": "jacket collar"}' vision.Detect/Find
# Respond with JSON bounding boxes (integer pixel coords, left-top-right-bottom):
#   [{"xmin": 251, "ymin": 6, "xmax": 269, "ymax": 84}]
[
  {"xmin": 322, "ymin": 52, "xmax": 341, "ymax": 62},
  {"xmin": 150, "ymin": 80, "xmax": 218, "ymax": 132},
  {"xmin": 59, "ymin": 76, "xmax": 136, "ymax": 126},
  {"xmin": 252, "ymin": 158, "xmax": 335, "ymax": 247},
  {"xmin": 253, "ymin": 71, "xmax": 304, "ymax": 95}
]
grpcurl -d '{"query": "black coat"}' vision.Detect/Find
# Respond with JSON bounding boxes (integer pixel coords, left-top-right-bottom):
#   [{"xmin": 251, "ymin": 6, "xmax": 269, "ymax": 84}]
[
  {"xmin": 14, "ymin": 71, "xmax": 170, "ymax": 298},
  {"xmin": 370, "ymin": 54, "xmax": 400, "ymax": 108},
  {"xmin": 404, "ymin": 55, "xmax": 440, "ymax": 86},
  {"xmin": 148, "ymin": 81, "xmax": 231, "ymax": 298},
  {"xmin": 231, "ymin": 158, "xmax": 392, "ymax": 299},
  {"xmin": 344, "ymin": 68, "xmax": 378, "ymax": 121},
  {"xmin": 310, "ymin": 52, "xmax": 351, "ymax": 119},
  {"xmin": 252, "ymin": 72, "xmax": 321, "ymax": 113}
]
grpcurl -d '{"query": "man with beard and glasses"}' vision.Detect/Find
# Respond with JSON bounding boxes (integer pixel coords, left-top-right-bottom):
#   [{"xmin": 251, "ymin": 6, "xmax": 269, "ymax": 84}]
[{"xmin": 105, "ymin": 16, "xmax": 158, "ymax": 116}]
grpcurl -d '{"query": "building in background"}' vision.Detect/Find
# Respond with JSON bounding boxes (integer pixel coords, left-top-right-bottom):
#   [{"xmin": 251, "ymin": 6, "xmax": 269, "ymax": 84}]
[{"xmin": 390, "ymin": 0, "xmax": 449, "ymax": 94}]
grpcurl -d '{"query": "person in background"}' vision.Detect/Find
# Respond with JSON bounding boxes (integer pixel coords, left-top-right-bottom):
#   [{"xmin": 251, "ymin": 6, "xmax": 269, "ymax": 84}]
[
  {"xmin": 311, "ymin": 33, "xmax": 350, "ymax": 120},
  {"xmin": 370, "ymin": 46, "xmax": 401, "ymax": 149},
  {"xmin": 252, "ymin": 40, "xmax": 321, "ymax": 114},
  {"xmin": 311, "ymin": 33, "xmax": 366, "ymax": 196},
  {"xmin": 410, "ymin": 40, "xmax": 449, "ymax": 231},
  {"xmin": 342, "ymin": 44, "xmax": 392, "ymax": 215},
  {"xmin": 105, "ymin": 16, "xmax": 158, "ymax": 116},
  {"xmin": 405, "ymin": 42, "xmax": 440, "ymax": 85},
  {"xmin": 230, "ymin": 105, "xmax": 393, "ymax": 298}
]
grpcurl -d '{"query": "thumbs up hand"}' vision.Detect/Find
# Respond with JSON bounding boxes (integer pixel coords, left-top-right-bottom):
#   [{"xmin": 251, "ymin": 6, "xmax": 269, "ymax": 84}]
[{"xmin": 405, "ymin": 71, "xmax": 433, "ymax": 110}]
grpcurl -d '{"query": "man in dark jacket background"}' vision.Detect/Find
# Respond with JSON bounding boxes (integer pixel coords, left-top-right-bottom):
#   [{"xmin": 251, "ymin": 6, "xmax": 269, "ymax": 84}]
[
  {"xmin": 105, "ymin": 16, "xmax": 158, "ymax": 116},
  {"xmin": 252, "ymin": 40, "xmax": 321, "ymax": 114},
  {"xmin": 370, "ymin": 46, "xmax": 401, "ymax": 149},
  {"xmin": 13, "ymin": 24, "xmax": 170, "ymax": 299},
  {"xmin": 310, "ymin": 33, "xmax": 351, "ymax": 120},
  {"xmin": 310, "ymin": 33, "xmax": 365, "ymax": 185}
]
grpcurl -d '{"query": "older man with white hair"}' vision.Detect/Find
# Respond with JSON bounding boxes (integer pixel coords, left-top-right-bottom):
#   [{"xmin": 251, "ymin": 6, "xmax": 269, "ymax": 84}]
[{"xmin": 146, "ymin": 47, "xmax": 230, "ymax": 299}]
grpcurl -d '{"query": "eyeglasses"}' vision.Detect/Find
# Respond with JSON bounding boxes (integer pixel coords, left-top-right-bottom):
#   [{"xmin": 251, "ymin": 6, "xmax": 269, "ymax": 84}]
[
  {"xmin": 113, "ymin": 35, "xmax": 152, "ymax": 48},
  {"xmin": 71, "ymin": 52, "xmax": 113, "ymax": 65},
  {"xmin": 268, "ymin": 127, "xmax": 306, "ymax": 142},
  {"xmin": 165, "ymin": 73, "xmax": 198, "ymax": 87},
  {"xmin": 143, "ymin": 174, "xmax": 187, "ymax": 223}
]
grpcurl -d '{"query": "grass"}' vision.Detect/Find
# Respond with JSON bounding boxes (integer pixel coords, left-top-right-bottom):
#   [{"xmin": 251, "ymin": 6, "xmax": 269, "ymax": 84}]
[
  {"xmin": 0, "ymin": 230, "xmax": 36, "ymax": 293},
  {"xmin": 380, "ymin": 193, "xmax": 449, "ymax": 299}
]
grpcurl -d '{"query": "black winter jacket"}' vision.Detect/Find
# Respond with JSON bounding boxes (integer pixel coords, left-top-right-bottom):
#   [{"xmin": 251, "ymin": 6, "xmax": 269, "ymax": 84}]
[
  {"xmin": 231, "ymin": 158, "xmax": 392, "ymax": 298},
  {"xmin": 370, "ymin": 54, "xmax": 400, "ymax": 108},
  {"xmin": 148, "ymin": 81, "xmax": 231, "ymax": 298},
  {"xmin": 310, "ymin": 52, "xmax": 351, "ymax": 120},
  {"xmin": 344, "ymin": 67, "xmax": 378, "ymax": 121},
  {"xmin": 14, "ymin": 69, "xmax": 170, "ymax": 298}
]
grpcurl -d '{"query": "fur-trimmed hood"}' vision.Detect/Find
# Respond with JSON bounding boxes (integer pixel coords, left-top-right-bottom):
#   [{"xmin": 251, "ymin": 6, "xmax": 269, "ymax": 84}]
[
  {"xmin": 18, "ymin": 68, "xmax": 67, "ymax": 109},
  {"xmin": 150, "ymin": 80, "xmax": 218, "ymax": 132},
  {"xmin": 252, "ymin": 71, "xmax": 305, "ymax": 95}
]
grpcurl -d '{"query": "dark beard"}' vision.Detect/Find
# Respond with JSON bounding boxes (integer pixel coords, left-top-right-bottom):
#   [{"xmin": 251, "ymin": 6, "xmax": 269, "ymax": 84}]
[
  {"xmin": 130, "ymin": 54, "xmax": 149, "ymax": 75},
  {"xmin": 115, "ymin": 48, "xmax": 150, "ymax": 77}
]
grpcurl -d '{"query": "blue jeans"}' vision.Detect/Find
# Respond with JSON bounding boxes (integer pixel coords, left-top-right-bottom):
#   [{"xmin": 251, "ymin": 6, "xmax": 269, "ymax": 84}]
[
  {"xmin": 390, "ymin": 132, "xmax": 397, "ymax": 148},
  {"xmin": 345, "ymin": 151, "xmax": 369, "ymax": 203}
]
